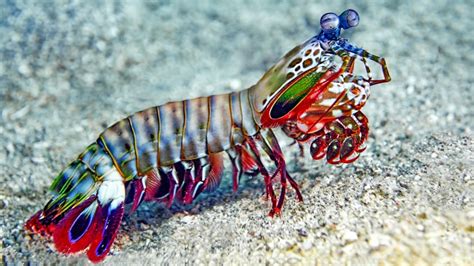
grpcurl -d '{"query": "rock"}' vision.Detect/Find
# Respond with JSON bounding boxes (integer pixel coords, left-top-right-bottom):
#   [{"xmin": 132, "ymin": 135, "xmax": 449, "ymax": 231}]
[{"xmin": 342, "ymin": 230, "xmax": 358, "ymax": 244}]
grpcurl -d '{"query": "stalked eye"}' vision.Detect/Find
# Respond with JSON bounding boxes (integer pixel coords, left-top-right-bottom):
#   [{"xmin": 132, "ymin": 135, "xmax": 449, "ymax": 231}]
[
  {"xmin": 320, "ymin": 13, "xmax": 340, "ymax": 30},
  {"xmin": 339, "ymin": 9, "xmax": 359, "ymax": 29}
]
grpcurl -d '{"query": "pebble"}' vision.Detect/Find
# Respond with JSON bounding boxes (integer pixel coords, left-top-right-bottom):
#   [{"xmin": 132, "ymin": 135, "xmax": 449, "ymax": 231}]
[
  {"xmin": 416, "ymin": 224, "xmax": 425, "ymax": 232},
  {"xmin": 301, "ymin": 239, "xmax": 313, "ymax": 250},
  {"xmin": 342, "ymin": 230, "xmax": 358, "ymax": 244},
  {"xmin": 369, "ymin": 234, "xmax": 392, "ymax": 249},
  {"xmin": 467, "ymin": 210, "xmax": 474, "ymax": 219},
  {"xmin": 18, "ymin": 63, "xmax": 32, "ymax": 76},
  {"xmin": 31, "ymin": 157, "xmax": 46, "ymax": 164},
  {"xmin": 0, "ymin": 199, "xmax": 8, "ymax": 209},
  {"xmin": 6, "ymin": 143, "xmax": 15, "ymax": 154},
  {"xmin": 297, "ymin": 228, "xmax": 308, "ymax": 237},
  {"xmin": 463, "ymin": 174, "xmax": 471, "ymax": 182},
  {"xmin": 96, "ymin": 40, "xmax": 107, "ymax": 51}
]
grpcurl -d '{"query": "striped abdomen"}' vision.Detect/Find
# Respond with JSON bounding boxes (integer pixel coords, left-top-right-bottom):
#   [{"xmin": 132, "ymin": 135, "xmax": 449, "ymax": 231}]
[{"xmin": 94, "ymin": 89, "xmax": 259, "ymax": 183}]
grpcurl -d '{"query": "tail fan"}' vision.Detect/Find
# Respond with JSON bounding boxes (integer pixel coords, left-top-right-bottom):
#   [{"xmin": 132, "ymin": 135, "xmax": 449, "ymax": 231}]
[
  {"xmin": 51, "ymin": 195, "xmax": 125, "ymax": 262},
  {"xmin": 86, "ymin": 199, "xmax": 124, "ymax": 263},
  {"xmin": 25, "ymin": 158, "xmax": 125, "ymax": 263},
  {"xmin": 53, "ymin": 196, "xmax": 98, "ymax": 254},
  {"xmin": 26, "ymin": 159, "xmax": 99, "ymax": 237}
]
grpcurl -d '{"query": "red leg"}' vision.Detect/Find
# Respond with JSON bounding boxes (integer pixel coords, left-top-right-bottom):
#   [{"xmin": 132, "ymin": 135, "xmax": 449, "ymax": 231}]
[
  {"xmin": 246, "ymin": 137, "xmax": 277, "ymax": 213},
  {"xmin": 257, "ymin": 130, "xmax": 304, "ymax": 216},
  {"xmin": 162, "ymin": 166, "xmax": 178, "ymax": 208},
  {"xmin": 227, "ymin": 146, "xmax": 243, "ymax": 192}
]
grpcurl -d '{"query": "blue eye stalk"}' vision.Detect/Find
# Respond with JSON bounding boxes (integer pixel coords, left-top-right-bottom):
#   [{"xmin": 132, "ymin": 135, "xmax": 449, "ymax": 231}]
[
  {"xmin": 314, "ymin": 9, "xmax": 391, "ymax": 87},
  {"xmin": 318, "ymin": 9, "xmax": 360, "ymax": 42}
]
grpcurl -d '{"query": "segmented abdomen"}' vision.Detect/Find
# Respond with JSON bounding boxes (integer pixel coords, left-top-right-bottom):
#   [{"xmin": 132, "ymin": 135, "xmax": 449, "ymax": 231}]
[{"xmin": 86, "ymin": 89, "xmax": 258, "ymax": 184}]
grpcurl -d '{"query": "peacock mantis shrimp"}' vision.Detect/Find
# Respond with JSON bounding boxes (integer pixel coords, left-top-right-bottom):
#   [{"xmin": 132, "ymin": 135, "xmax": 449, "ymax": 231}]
[{"xmin": 26, "ymin": 9, "xmax": 390, "ymax": 262}]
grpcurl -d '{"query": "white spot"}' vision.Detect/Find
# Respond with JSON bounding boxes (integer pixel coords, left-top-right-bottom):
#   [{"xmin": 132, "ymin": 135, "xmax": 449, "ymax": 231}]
[
  {"xmin": 18, "ymin": 63, "xmax": 32, "ymax": 76},
  {"xmin": 297, "ymin": 121, "xmax": 309, "ymax": 132},
  {"xmin": 228, "ymin": 79, "xmax": 242, "ymax": 90},
  {"xmin": 192, "ymin": 182, "xmax": 203, "ymax": 198},
  {"xmin": 172, "ymin": 168, "xmax": 179, "ymax": 183},
  {"xmin": 313, "ymin": 122, "xmax": 324, "ymax": 132},
  {"xmin": 103, "ymin": 169, "xmax": 122, "ymax": 182},
  {"xmin": 110, "ymin": 198, "xmax": 123, "ymax": 209},
  {"xmin": 342, "ymin": 230, "xmax": 358, "ymax": 244},
  {"xmin": 201, "ymin": 164, "xmax": 210, "ymax": 181},
  {"xmin": 141, "ymin": 175, "xmax": 147, "ymax": 189},
  {"xmin": 332, "ymin": 109, "xmax": 343, "ymax": 117},
  {"xmin": 320, "ymin": 98, "xmax": 336, "ymax": 106},
  {"xmin": 329, "ymin": 84, "xmax": 343, "ymax": 93},
  {"xmin": 96, "ymin": 40, "xmax": 106, "ymax": 51},
  {"xmin": 98, "ymin": 169, "xmax": 125, "ymax": 204}
]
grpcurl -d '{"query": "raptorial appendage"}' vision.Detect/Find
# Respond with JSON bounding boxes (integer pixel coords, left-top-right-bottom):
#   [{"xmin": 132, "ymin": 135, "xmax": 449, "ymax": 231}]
[
  {"xmin": 26, "ymin": 9, "xmax": 390, "ymax": 263},
  {"xmin": 283, "ymin": 111, "xmax": 369, "ymax": 164}
]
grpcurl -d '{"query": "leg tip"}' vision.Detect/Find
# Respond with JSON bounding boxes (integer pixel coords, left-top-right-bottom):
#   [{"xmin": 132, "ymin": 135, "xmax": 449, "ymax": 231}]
[{"xmin": 268, "ymin": 207, "xmax": 281, "ymax": 218}]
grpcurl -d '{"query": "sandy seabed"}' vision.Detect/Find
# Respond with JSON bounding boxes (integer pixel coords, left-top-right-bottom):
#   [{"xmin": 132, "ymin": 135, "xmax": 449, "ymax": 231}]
[{"xmin": 1, "ymin": 0, "xmax": 473, "ymax": 265}]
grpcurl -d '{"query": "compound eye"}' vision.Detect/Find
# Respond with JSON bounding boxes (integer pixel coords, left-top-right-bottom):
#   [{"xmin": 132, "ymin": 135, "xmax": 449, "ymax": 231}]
[
  {"xmin": 339, "ymin": 9, "xmax": 360, "ymax": 29},
  {"xmin": 320, "ymin": 13, "xmax": 340, "ymax": 31}
]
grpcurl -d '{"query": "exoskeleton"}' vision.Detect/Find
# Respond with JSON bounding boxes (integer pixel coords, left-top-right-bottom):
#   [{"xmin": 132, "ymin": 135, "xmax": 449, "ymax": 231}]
[{"xmin": 26, "ymin": 9, "xmax": 390, "ymax": 262}]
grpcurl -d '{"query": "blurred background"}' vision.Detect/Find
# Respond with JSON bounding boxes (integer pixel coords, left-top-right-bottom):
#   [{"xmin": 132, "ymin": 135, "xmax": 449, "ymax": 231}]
[{"xmin": 1, "ymin": 0, "xmax": 472, "ymax": 264}]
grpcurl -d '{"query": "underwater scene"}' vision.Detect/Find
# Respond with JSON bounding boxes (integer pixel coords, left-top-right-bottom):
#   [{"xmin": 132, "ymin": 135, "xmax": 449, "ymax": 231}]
[{"xmin": 1, "ymin": 0, "xmax": 472, "ymax": 264}]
